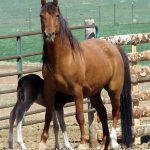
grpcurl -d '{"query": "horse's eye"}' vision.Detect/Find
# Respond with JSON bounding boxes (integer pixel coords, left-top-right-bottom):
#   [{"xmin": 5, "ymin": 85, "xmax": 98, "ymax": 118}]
[
  {"xmin": 40, "ymin": 13, "xmax": 44, "ymax": 18},
  {"xmin": 56, "ymin": 14, "xmax": 59, "ymax": 18},
  {"xmin": 40, "ymin": 15, "xmax": 46, "ymax": 22},
  {"xmin": 40, "ymin": 15, "xmax": 43, "ymax": 18}
]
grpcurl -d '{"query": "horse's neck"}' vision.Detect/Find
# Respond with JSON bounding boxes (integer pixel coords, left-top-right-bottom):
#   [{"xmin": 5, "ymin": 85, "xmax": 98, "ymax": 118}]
[{"xmin": 47, "ymin": 34, "xmax": 73, "ymax": 67}]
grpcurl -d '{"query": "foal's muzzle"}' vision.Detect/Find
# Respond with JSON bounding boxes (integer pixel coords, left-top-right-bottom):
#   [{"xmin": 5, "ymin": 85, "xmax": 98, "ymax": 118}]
[{"xmin": 44, "ymin": 31, "xmax": 55, "ymax": 42}]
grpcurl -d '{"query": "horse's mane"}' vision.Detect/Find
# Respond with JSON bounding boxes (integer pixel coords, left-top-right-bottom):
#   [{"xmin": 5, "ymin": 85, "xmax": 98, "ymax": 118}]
[{"xmin": 41, "ymin": 2, "xmax": 81, "ymax": 64}]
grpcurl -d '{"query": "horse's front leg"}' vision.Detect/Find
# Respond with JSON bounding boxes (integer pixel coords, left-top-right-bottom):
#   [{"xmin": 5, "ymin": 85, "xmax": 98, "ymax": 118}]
[
  {"xmin": 38, "ymin": 86, "xmax": 55, "ymax": 150},
  {"xmin": 74, "ymin": 87, "xmax": 87, "ymax": 150}
]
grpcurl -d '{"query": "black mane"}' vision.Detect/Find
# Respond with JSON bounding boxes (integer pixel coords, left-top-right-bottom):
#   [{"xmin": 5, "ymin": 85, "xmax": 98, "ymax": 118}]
[{"xmin": 41, "ymin": 2, "xmax": 81, "ymax": 64}]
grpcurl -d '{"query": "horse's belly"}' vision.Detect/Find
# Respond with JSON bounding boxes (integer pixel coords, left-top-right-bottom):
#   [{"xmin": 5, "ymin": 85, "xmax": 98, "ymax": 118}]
[
  {"xmin": 83, "ymin": 56, "xmax": 113, "ymax": 96},
  {"xmin": 83, "ymin": 81, "xmax": 107, "ymax": 97}
]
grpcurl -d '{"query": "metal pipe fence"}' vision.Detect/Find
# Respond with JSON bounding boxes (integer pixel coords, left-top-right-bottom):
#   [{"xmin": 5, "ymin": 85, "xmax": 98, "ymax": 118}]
[
  {"xmin": 0, "ymin": 24, "xmax": 97, "ymax": 97},
  {"xmin": 0, "ymin": 24, "xmax": 97, "ymax": 132},
  {"xmin": 0, "ymin": 24, "xmax": 96, "ymax": 78}
]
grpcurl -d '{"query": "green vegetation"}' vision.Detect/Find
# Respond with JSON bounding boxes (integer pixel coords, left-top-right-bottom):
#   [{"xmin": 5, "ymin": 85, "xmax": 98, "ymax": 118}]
[{"xmin": 0, "ymin": 0, "xmax": 150, "ymax": 63}]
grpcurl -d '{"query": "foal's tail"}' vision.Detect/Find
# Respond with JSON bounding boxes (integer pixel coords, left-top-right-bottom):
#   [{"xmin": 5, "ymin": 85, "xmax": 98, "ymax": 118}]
[
  {"xmin": 119, "ymin": 47, "xmax": 133, "ymax": 148},
  {"xmin": 17, "ymin": 78, "xmax": 24, "ymax": 103}
]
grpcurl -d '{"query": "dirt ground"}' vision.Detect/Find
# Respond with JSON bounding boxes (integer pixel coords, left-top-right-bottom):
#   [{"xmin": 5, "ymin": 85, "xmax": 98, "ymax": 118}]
[{"xmin": 0, "ymin": 62, "xmax": 150, "ymax": 150}]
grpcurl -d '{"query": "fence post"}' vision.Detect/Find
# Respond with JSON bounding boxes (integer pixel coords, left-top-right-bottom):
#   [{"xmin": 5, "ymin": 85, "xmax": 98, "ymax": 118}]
[
  {"xmin": 131, "ymin": 44, "xmax": 141, "ymax": 145},
  {"xmin": 85, "ymin": 19, "xmax": 99, "ymax": 148},
  {"xmin": 85, "ymin": 19, "xmax": 95, "ymax": 39},
  {"xmin": 16, "ymin": 36, "xmax": 23, "ymax": 79}
]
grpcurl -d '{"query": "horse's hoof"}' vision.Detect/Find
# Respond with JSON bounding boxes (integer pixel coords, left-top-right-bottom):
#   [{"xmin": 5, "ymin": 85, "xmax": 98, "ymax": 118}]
[
  {"xmin": 96, "ymin": 145, "xmax": 100, "ymax": 150},
  {"xmin": 55, "ymin": 147, "xmax": 62, "ymax": 150},
  {"xmin": 54, "ymin": 145, "xmax": 62, "ymax": 150},
  {"xmin": 66, "ymin": 147, "xmax": 74, "ymax": 150},
  {"xmin": 97, "ymin": 130, "xmax": 103, "ymax": 143},
  {"xmin": 110, "ymin": 141, "xmax": 119, "ymax": 150},
  {"xmin": 76, "ymin": 143, "xmax": 88, "ymax": 150},
  {"xmin": 36, "ymin": 142, "xmax": 47, "ymax": 150},
  {"xmin": 19, "ymin": 142, "xmax": 27, "ymax": 150},
  {"xmin": 97, "ymin": 144, "xmax": 105, "ymax": 150},
  {"xmin": 65, "ymin": 144, "xmax": 74, "ymax": 150},
  {"xmin": 8, "ymin": 142, "xmax": 14, "ymax": 149},
  {"xmin": 97, "ymin": 145, "xmax": 109, "ymax": 150}
]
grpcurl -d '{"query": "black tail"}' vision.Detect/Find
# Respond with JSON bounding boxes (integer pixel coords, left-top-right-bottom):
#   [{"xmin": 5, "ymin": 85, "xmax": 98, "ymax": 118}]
[
  {"xmin": 119, "ymin": 47, "xmax": 133, "ymax": 148},
  {"xmin": 17, "ymin": 78, "xmax": 24, "ymax": 103}
]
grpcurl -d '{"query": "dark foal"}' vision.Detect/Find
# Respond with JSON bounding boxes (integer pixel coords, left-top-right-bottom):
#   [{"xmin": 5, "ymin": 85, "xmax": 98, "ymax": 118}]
[{"xmin": 8, "ymin": 74, "xmax": 74, "ymax": 150}]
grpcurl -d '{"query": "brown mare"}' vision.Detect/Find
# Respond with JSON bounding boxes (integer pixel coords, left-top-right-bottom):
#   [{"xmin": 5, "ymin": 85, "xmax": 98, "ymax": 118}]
[{"xmin": 39, "ymin": 0, "xmax": 133, "ymax": 149}]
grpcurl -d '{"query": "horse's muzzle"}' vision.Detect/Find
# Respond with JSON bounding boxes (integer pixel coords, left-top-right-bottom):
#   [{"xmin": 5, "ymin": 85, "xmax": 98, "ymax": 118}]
[{"xmin": 44, "ymin": 31, "xmax": 55, "ymax": 42}]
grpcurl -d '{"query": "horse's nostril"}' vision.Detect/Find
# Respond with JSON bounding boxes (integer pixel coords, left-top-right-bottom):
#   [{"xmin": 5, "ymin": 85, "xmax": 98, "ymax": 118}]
[
  {"xmin": 44, "ymin": 31, "xmax": 55, "ymax": 39},
  {"xmin": 44, "ymin": 32, "xmax": 47, "ymax": 38},
  {"xmin": 51, "ymin": 32, "xmax": 55, "ymax": 36}
]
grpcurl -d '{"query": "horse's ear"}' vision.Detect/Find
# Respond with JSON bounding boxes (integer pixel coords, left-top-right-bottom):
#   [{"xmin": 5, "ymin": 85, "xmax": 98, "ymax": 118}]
[
  {"xmin": 53, "ymin": 0, "xmax": 58, "ymax": 6},
  {"xmin": 41, "ymin": 0, "xmax": 46, "ymax": 6}
]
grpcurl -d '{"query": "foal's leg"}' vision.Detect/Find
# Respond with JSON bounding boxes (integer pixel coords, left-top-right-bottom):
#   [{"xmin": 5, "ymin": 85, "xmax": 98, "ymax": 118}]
[
  {"xmin": 56, "ymin": 107, "xmax": 74, "ymax": 150},
  {"xmin": 53, "ymin": 110, "xmax": 61, "ymax": 150},
  {"xmin": 16, "ymin": 105, "xmax": 27, "ymax": 150},
  {"xmin": 90, "ymin": 93, "xmax": 110, "ymax": 150},
  {"xmin": 107, "ymin": 90, "xmax": 120, "ymax": 150},
  {"xmin": 8, "ymin": 106, "xmax": 17, "ymax": 149}
]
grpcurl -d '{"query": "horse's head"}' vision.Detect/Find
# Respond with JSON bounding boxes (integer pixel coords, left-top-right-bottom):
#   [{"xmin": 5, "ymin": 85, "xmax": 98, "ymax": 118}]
[{"xmin": 40, "ymin": 0, "xmax": 60, "ymax": 42}]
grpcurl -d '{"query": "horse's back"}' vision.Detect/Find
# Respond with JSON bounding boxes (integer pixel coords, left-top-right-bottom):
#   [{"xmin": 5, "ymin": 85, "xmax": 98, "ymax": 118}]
[
  {"xmin": 17, "ymin": 74, "xmax": 44, "ymax": 104},
  {"xmin": 82, "ymin": 39, "xmax": 122, "ymax": 60},
  {"xmin": 18, "ymin": 74, "xmax": 74, "ymax": 107},
  {"xmin": 81, "ymin": 39, "xmax": 125, "ymax": 95},
  {"xmin": 18, "ymin": 74, "xmax": 43, "ymax": 91}
]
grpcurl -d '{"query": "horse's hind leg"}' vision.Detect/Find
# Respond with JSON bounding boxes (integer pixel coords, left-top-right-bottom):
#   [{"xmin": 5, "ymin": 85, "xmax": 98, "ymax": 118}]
[
  {"xmin": 90, "ymin": 93, "xmax": 110, "ymax": 150},
  {"xmin": 8, "ymin": 105, "xmax": 17, "ymax": 149},
  {"xmin": 56, "ymin": 106, "xmax": 74, "ymax": 150},
  {"xmin": 107, "ymin": 89, "xmax": 121, "ymax": 150},
  {"xmin": 16, "ymin": 105, "xmax": 27, "ymax": 150}
]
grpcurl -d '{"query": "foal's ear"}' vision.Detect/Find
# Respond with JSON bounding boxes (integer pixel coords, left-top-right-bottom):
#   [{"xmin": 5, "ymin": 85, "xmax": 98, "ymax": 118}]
[
  {"xmin": 53, "ymin": 0, "xmax": 58, "ymax": 6},
  {"xmin": 41, "ymin": 0, "xmax": 46, "ymax": 6}
]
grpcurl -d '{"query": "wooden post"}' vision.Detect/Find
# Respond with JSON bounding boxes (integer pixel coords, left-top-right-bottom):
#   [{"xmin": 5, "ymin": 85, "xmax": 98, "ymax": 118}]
[
  {"xmin": 87, "ymin": 102, "xmax": 98, "ymax": 148},
  {"xmin": 85, "ymin": 19, "xmax": 95, "ymax": 39},
  {"xmin": 132, "ymin": 45, "xmax": 139, "ymax": 106},
  {"xmin": 131, "ymin": 44, "xmax": 141, "ymax": 145},
  {"xmin": 85, "ymin": 19, "xmax": 99, "ymax": 148}
]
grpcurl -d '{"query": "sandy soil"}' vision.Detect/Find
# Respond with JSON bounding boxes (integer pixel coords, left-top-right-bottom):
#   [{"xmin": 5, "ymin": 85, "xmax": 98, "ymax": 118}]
[{"xmin": 0, "ymin": 62, "xmax": 150, "ymax": 150}]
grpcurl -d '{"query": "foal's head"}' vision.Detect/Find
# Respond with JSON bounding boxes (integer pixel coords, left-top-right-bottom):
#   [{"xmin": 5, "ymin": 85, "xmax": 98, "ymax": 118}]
[{"xmin": 40, "ymin": 0, "xmax": 60, "ymax": 42}]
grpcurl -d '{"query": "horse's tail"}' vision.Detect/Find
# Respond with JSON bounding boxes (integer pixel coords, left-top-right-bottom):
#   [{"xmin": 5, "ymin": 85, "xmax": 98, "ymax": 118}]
[{"xmin": 119, "ymin": 47, "xmax": 133, "ymax": 148}]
